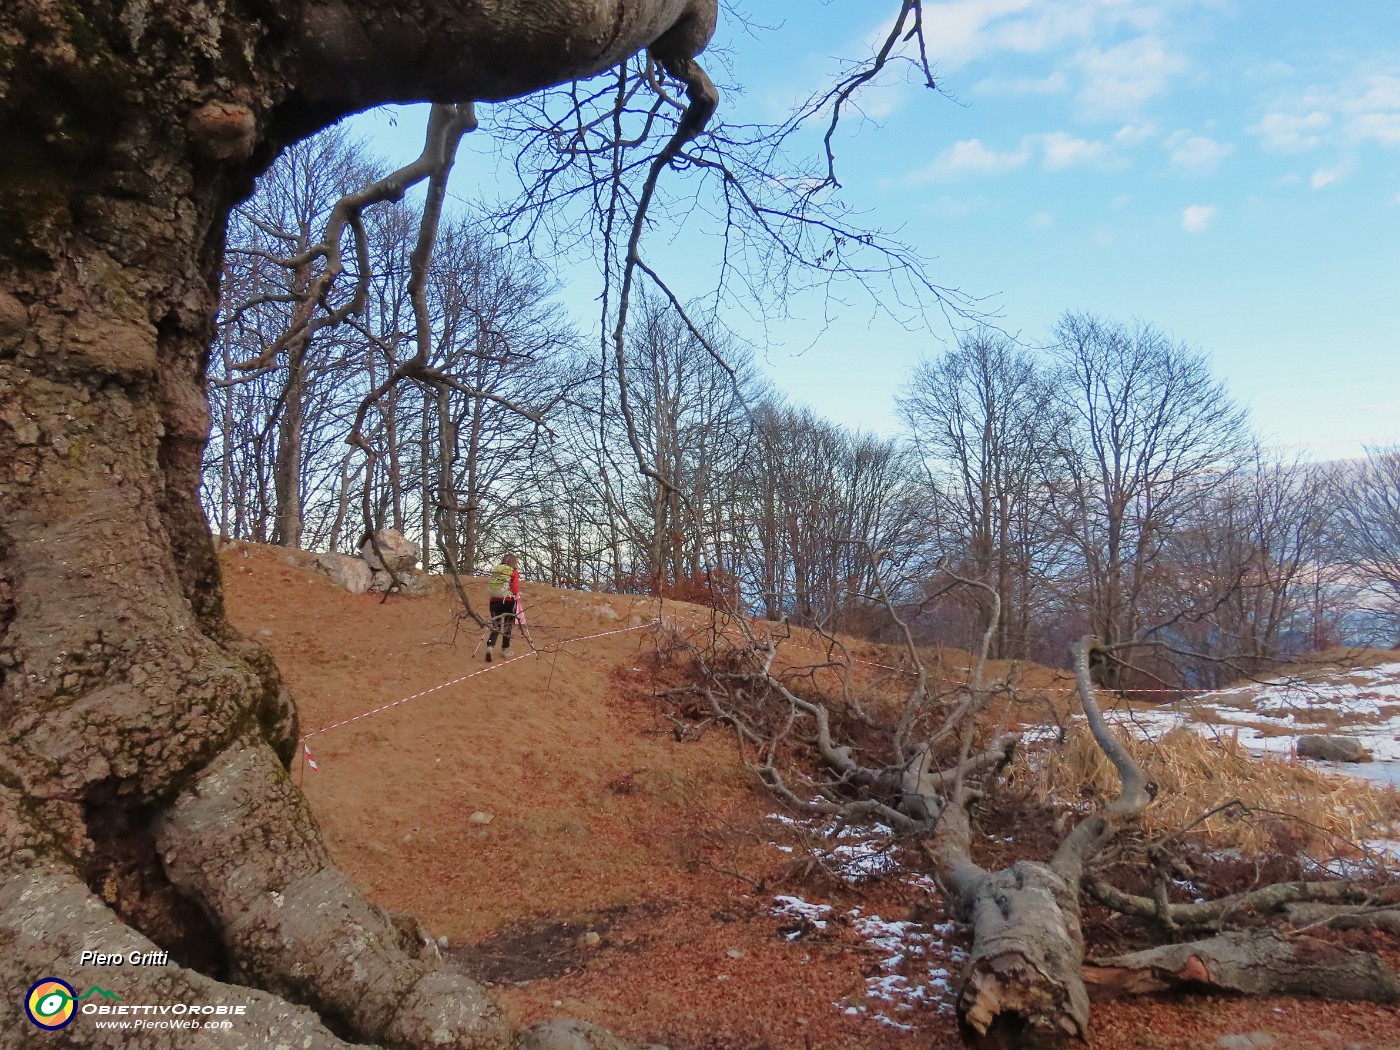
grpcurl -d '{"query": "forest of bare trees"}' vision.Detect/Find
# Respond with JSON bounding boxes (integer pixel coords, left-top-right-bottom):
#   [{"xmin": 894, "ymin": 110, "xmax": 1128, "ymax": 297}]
[{"xmin": 206, "ymin": 127, "xmax": 1400, "ymax": 684}]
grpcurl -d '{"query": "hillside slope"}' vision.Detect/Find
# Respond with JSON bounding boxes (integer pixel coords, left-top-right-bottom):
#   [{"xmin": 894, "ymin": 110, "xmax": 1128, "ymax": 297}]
[{"xmin": 221, "ymin": 542, "xmax": 1400, "ymax": 1050}]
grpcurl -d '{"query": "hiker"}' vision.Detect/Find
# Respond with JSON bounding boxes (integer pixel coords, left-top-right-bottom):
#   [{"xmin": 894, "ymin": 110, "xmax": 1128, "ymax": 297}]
[{"xmin": 485, "ymin": 554, "xmax": 519, "ymax": 661}]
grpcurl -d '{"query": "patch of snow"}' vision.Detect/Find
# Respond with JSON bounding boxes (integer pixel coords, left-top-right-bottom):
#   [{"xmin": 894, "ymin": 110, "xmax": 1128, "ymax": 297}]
[
  {"xmin": 1362, "ymin": 838, "xmax": 1400, "ymax": 863},
  {"xmin": 783, "ymin": 889, "xmax": 963, "ymax": 1028},
  {"xmin": 874, "ymin": 1012, "xmax": 915, "ymax": 1031},
  {"xmin": 847, "ymin": 907, "xmax": 959, "ymax": 1017},
  {"xmin": 766, "ymin": 810, "xmax": 902, "ymax": 882},
  {"xmin": 771, "ymin": 894, "xmax": 832, "ymax": 930}
]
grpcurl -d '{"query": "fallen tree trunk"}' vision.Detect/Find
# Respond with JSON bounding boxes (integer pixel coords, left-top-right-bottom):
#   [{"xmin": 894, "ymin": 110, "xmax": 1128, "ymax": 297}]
[
  {"xmin": 954, "ymin": 860, "xmax": 1091, "ymax": 1049},
  {"xmin": 934, "ymin": 638, "xmax": 1154, "ymax": 1048},
  {"xmin": 1083, "ymin": 928, "xmax": 1400, "ymax": 1003}
]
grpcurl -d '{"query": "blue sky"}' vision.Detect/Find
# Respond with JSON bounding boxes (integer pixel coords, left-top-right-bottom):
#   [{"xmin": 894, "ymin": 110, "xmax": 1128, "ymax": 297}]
[{"xmin": 349, "ymin": 0, "xmax": 1400, "ymax": 459}]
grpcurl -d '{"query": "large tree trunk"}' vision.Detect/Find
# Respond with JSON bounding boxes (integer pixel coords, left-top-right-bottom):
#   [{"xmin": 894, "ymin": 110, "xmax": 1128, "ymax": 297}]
[{"xmin": 1, "ymin": 1, "xmax": 717, "ymax": 1046}]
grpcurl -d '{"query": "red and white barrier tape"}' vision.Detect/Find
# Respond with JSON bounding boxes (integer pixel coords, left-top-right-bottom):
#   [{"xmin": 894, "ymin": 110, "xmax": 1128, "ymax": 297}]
[{"xmin": 298, "ymin": 618, "xmax": 659, "ymax": 770}]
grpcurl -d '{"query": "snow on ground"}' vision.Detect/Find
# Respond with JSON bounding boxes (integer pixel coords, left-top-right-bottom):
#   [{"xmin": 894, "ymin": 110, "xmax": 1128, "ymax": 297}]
[
  {"xmin": 767, "ymin": 811, "xmax": 902, "ymax": 881},
  {"xmin": 772, "ymin": 887, "xmax": 963, "ymax": 1031},
  {"xmin": 1098, "ymin": 662, "xmax": 1400, "ymax": 783},
  {"xmin": 845, "ymin": 905, "xmax": 963, "ymax": 1028},
  {"xmin": 768, "ymin": 817, "xmax": 964, "ymax": 1030}
]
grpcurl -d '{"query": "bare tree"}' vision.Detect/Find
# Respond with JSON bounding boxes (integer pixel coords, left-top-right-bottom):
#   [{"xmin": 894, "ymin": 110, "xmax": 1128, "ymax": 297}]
[
  {"xmin": 422, "ymin": 219, "xmax": 577, "ymax": 572},
  {"xmin": 898, "ymin": 330, "xmax": 1065, "ymax": 658},
  {"xmin": 1334, "ymin": 445, "xmax": 1400, "ymax": 645},
  {"xmin": 737, "ymin": 404, "xmax": 926, "ymax": 629},
  {"xmin": 209, "ymin": 127, "xmax": 381, "ymax": 548},
  {"xmin": 1050, "ymin": 313, "xmax": 1251, "ymax": 683},
  {"xmin": 592, "ymin": 293, "xmax": 759, "ymax": 594},
  {"xmin": 1143, "ymin": 449, "xmax": 1338, "ymax": 682}
]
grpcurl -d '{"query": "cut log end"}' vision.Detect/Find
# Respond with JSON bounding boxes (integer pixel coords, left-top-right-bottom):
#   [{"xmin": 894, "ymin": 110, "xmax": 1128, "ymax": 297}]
[{"xmin": 959, "ymin": 951, "xmax": 1088, "ymax": 1050}]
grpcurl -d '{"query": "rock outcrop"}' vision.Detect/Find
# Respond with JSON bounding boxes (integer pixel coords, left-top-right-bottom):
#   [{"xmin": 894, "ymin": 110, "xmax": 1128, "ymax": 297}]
[
  {"xmin": 313, "ymin": 553, "xmax": 373, "ymax": 595},
  {"xmin": 360, "ymin": 528, "xmax": 421, "ymax": 574},
  {"xmin": 1295, "ymin": 735, "xmax": 1373, "ymax": 763}
]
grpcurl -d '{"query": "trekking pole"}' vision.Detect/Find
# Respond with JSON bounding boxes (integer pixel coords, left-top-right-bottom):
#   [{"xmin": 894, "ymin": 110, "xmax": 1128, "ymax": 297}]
[{"xmin": 514, "ymin": 594, "xmax": 533, "ymax": 646}]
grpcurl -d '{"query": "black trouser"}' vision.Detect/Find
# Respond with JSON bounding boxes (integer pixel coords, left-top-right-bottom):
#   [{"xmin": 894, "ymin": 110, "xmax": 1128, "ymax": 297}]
[{"xmin": 487, "ymin": 597, "xmax": 516, "ymax": 649}]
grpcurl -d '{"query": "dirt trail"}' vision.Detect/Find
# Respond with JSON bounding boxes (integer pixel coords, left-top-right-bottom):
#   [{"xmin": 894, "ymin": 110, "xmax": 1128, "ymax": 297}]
[{"xmin": 222, "ymin": 542, "xmax": 1400, "ymax": 1050}]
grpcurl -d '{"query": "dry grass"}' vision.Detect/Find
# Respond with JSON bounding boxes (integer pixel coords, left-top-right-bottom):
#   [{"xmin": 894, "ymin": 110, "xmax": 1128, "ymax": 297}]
[
  {"xmin": 1284, "ymin": 645, "xmax": 1400, "ymax": 673},
  {"xmin": 1012, "ymin": 725, "xmax": 1400, "ymax": 856}
]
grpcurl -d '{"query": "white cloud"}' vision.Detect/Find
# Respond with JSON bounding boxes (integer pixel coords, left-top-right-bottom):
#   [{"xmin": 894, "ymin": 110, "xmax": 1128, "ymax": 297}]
[
  {"xmin": 1181, "ymin": 204, "xmax": 1217, "ymax": 232},
  {"xmin": 1345, "ymin": 74, "xmax": 1400, "ymax": 144},
  {"xmin": 1076, "ymin": 36, "xmax": 1189, "ymax": 117},
  {"xmin": 1251, "ymin": 71, "xmax": 1400, "ymax": 153},
  {"xmin": 1311, "ymin": 159, "xmax": 1356, "ymax": 189},
  {"xmin": 1347, "ymin": 110, "xmax": 1400, "ymax": 147},
  {"xmin": 1165, "ymin": 132, "xmax": 1234, "ymax": 174},
  {"xmin": 909, "ymin": 131, "xmax": 1128, "ymax": 181},
  {"xmin": 1249, "ymin": 111, "xmax": 1332, "ymax": 153},
  {"xmin": 1115, "ymin": 122, "xmax": 1159, "ymax": 146},
  {"xmin": 1039, "ymin": 131, "xmax": 1122, "ymax": 170},
  {"xmin": 1111, "ymin": 193, "xmax": 1132, "ymax": 209},
  {"xmin": 910, "ymin": 0, "xmax": 1039, "ymax": 66},
  {"xmin": 908, "ymin": 138, "xmax": 1033, "ymax": 182},
  {"xmin": 907, "ymin": 0, "xmax": 1204, "ymax": 70},
  {"xmin": 1029, "ymin": 211, "xmax": 1055, "ymax": 229}
]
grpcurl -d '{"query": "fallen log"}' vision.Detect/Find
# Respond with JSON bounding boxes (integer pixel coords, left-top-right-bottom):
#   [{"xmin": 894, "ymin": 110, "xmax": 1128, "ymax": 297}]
[
  {"xmin": 1083, "ymin": 928, "xmax": 1400, "ymax": 1003},
  {"xmin": 955, "ymin": 860, "xmax": 1091, "ymax": 1050}
]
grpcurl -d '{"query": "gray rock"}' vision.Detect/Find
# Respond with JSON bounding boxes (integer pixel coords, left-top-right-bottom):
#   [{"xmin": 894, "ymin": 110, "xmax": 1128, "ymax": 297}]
[
  {"xmin": 359, "ymin": 528, "xmax": 420, "ymax": 573},
  {"xmin": 1296, "ymin": 734, "xmax": 1373, "ymax": 762},
  {"xmin": 517, "ymin": 1020, "xmax": 644, "ymax": 1050},
  {"xmin": 1216, "ymin": 1035, "xmax": 1276, "ymax": 1050},
  {"xmin": 400, "ymin": 572, "xmax": 433, "ymax": 595},
  {"xmin": 312, "ymin": 552, "xmax": 372, "ymax": 595}
]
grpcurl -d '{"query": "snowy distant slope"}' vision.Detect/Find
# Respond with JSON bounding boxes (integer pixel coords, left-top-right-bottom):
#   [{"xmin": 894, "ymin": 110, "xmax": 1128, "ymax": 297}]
[{"xmin": 1100, "ymin": 662, "xmax": 1400, "ymax": 783}]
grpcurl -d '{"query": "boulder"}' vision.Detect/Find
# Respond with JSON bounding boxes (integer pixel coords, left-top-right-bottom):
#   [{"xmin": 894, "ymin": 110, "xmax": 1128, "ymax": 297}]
[
  {"xmin": 1295, "ymin": 735, "xmax": 1373, "ymax": 763},
  {"xmin": 312, "ymin": 552, "xmax": 372, "ymax": 595},
  {"xmin": 360, "ymin": 528, "xmax": 420, "ymax": 573},
  {"xmin": 368, "ymin": 567, "xmax": 434, "ymax": 594},
  {"xmin": 517, "ymin": 1020, "xmax": 663, "ymax": 1050}
]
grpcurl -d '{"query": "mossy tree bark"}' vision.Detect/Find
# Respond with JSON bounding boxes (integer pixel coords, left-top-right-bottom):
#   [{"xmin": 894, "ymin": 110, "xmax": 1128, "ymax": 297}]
[{"xmin": 1, "ymin": 2, "xmax": 715, "ymax": 1046}]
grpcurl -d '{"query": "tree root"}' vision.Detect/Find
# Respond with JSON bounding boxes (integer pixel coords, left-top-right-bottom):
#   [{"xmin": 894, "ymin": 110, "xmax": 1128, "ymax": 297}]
[
  {"xmin": 1084, "ymin": 875, "xmax": 1398, "ymax": 930},
  {"xmin": 153, "ymin": 740, "xmax": 513, "ymax": 1048},
  {"xmin": 1, "ymin": 856, "xmax": 358, "ymax": 1049},
  {"xmin": 3, "ymin": 749, "xmax": 658, "ymax": 1049}
]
